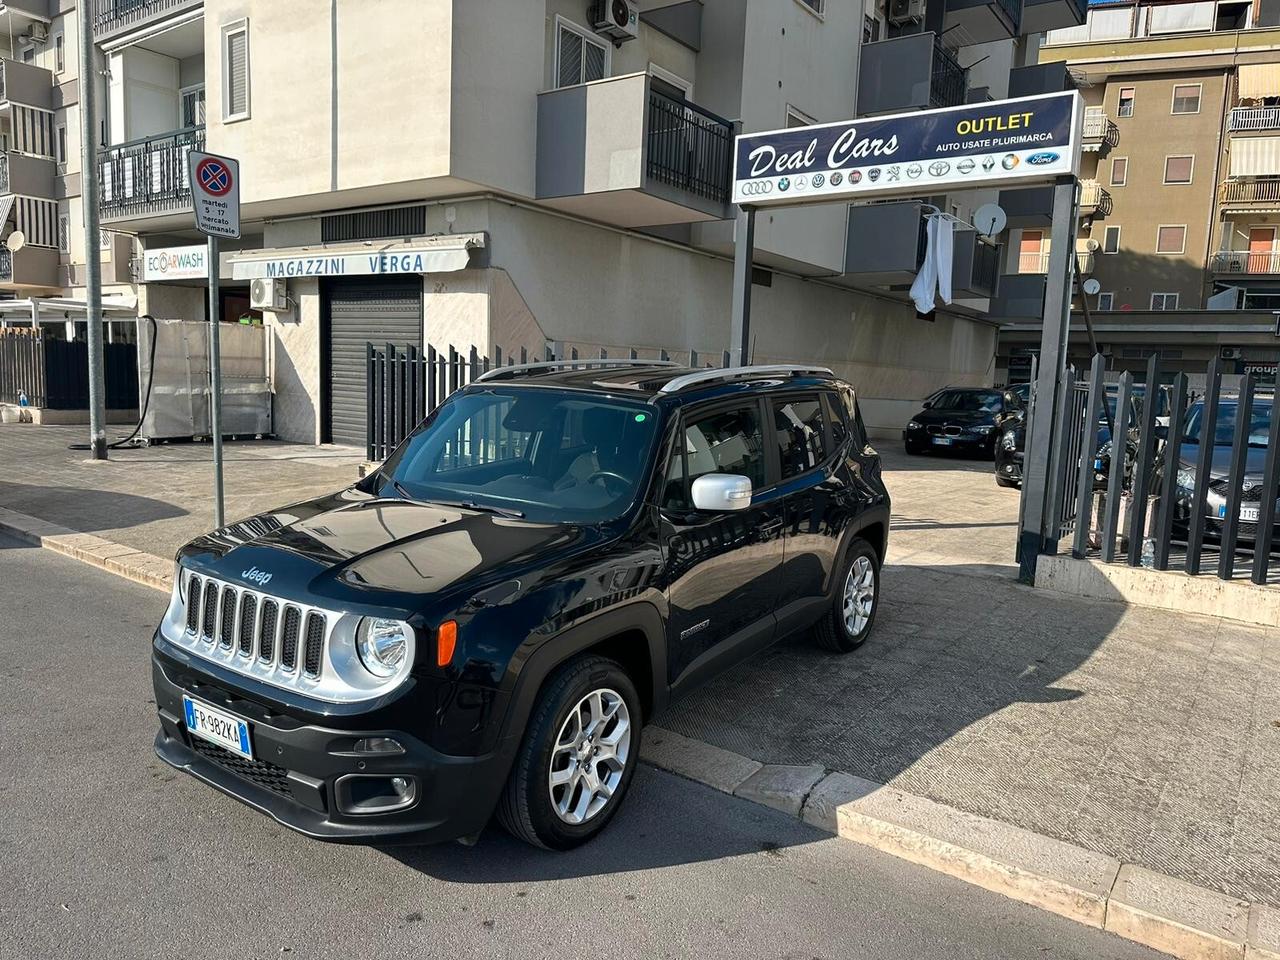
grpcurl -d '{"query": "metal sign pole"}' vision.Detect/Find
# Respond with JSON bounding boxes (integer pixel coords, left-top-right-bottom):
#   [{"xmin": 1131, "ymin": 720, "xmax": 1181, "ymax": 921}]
[
  {"xmin": 208, "ymin": 234, "xmax": 224, "ymax": 528},
  {"xmin": 78, "ymin": 0, "xmax": 106, "ymax": 460},
  {"xmin": 1018, "ymin": 175, "xmax": 1080, "ymax": 582},
  {"xmin": 729, "ymin": 206, "xmax": 756, "ymax": 366}
]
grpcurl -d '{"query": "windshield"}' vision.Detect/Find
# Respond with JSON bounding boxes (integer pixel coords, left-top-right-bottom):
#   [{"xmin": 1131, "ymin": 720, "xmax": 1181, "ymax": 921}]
[
  {"xmin": 931, "ymin": 390, "xmax": 1002, "ymax": 413},
  {"xmin": 376, "ymin": 387, "xmax": 661, "ymax": 522},
  {"xmin": 1182, "ymin": 398, "xmax": 1274, "ymax": 448}
]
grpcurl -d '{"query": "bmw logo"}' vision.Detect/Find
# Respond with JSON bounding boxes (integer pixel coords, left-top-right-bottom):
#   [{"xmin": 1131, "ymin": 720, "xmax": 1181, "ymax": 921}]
[
  {"xmin": 830, "ymin": 171, "xmax": 844, "ymax": 186},
  {"xmin": 957, "ymin": 158, "xmax": 975, "ymax": 174},
  {"xmin": 867, "ymin": 168, "xmax": 881, "ymax": 182},
  {"xmin": 981, "ymin": 156, "xmax": 996, "ymax": 172},
  {"xmin": 811, "ymin": 173, "xmax": 825, "ymax": 188},
  {"xmin": 928, "ymin": 161, "xmax": 951, "ymax": 177},
  {"xmin": 848, "ymin": 170, "xmax": 862, "ymax": 184},
  {"xmin": 906, "ymin": 164, "xmax": 922, "ymax": 179},
  {"xmin": 1027, "ymin": 151, "xmax": 1060, "ymax": 166},
  {"xmin": 1002, "ymin": 154, "xmax": 1019, "ymax": 170},
  {"xmin": 777, "ymin": 177, "xmax": 790, "ymax": 191}
]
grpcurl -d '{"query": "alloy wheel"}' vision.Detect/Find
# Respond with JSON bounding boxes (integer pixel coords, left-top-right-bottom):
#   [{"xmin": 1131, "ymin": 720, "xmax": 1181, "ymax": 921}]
[
  {"xmin": 548, "ymin": 688, "xmax": 632, "ymax": 825},
  {"xmin": 842, "ymin": 555, "xmax": 876, "ymax": 637}
]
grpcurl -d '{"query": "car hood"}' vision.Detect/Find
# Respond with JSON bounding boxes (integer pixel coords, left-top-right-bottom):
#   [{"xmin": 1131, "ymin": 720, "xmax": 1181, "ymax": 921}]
[
  {"xmin": 177, "ymin": 487, "xmax": 600, "ymax": 613},
  {"xmin": 1178, "ymin": 443, "xmax": 1270, "ymax": 480},
  {"xmin": 912, "ymin": 407, "xmax": 997, "ymax": 427}
]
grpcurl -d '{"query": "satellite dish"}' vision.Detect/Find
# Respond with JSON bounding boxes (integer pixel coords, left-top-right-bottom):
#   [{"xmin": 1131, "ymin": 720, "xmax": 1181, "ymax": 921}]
[
  {"xmin": 1083, "ymin": 238, "xmax": 1101, "ymax": 253},
  {"xmin": 1083, "ymin": 278, "xmax": 1101, "ymax": 296},
  {"xmin": 973, "ymin": 203, "xmax": 1007, "ymax": 238},
  {"xmin": 5, "ymin": 231, "xmax": 26, "ymax": 252}
]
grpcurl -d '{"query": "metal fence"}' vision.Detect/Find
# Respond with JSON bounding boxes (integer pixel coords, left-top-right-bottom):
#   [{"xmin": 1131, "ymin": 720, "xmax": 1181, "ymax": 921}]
[
  {"xmin": 99, "ymin": 126, "xmax": 205, "ymax": 218},
  {"xmin": 645, "ymin": 89, "xmax": 734, "ymax": 205},
  {"xmin": 0, "ymin": 330, "xmax": 138, "ymax": 410},
  {"xmin": 1042, "ymin": 353, "xmax": 1278, "ymax": 587},
  {"xmin": 364, "ymin": 343, "xmax": 730, "ymax": 462},
  {"xmin": 930, "ymin": 42, "xmax": 968, "ymax": 110}
]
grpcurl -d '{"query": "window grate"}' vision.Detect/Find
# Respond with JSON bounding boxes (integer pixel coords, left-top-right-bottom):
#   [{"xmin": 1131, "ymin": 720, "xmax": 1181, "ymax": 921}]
[{"xmin": 321, "ymin": 206, "xmax": 426, "ymax": 243}]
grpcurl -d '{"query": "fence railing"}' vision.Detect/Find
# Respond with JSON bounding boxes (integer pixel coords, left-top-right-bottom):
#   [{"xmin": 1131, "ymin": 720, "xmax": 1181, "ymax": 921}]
[
  {"xmin": 92, "ymin": 0, "xmax": 202, "ymax": 36},
  {"xmin": 364, "ymin": 343, "xmax": 730, "ymax": 462},
  {"xmin": 99, "ymin": 125, "xmax": 205, "ymax": 218},
  {"xmin": 1081, "ymin": 114, "xmax": 1120, "ymax": 147},
  {"xmin": 1038, "ymin": 352, "xmax": 1279, "ymax": 587},
  {"xmin": 930, "ymin": 42, "xmax": 968, "ymax": 110},
  {"xmin": 1219, "ymin": 177, "xmax": 1280, "ymax": 205},
  {"xmin": 0, "ymin": 330, "xmax": 138, "ymax": 410},
  {"xmin": 1211, "ymin": 249, "xmax": 1280, "ymax": 274},
  {"xmin": 1229, "ymin": 106, "xmax": 1280, "ymax": 132},
  {"xmin": 1018, "ymin": 250, "xmax": 1094, "ymax": 275},
  {"xmin": 645, "ymin": 89, "xmax": 734, "ymax": 205}
]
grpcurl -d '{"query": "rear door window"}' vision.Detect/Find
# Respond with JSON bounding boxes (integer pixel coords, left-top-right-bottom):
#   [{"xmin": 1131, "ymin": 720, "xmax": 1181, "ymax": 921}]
[{"xmin": 772, "ymin": 395, "xmax": 828, "ymax": 479}]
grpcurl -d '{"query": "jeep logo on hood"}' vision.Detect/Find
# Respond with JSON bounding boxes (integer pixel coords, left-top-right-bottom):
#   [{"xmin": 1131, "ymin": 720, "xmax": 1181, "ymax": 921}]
[{"xmin": 241, "ymin": 566, "xmax": 273, "ymax": 587}]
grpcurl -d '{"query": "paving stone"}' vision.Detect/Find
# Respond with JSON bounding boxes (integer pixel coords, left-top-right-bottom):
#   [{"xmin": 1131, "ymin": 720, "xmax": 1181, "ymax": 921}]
[
  {"xmin": 733, "ymin": 763, "xmax": 826, "ymax": 817},
  {"xmin": 1106, "ymin": 865, "xmax": 1249, "ymax": 960}
]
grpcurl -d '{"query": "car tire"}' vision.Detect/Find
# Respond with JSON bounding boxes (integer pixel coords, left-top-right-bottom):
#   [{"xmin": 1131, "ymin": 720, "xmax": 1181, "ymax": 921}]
[
  {"xmin": 496, "ymin": 655, "xmax": 641, "ymax": 850},
  {"xmin": 814, "ymin": 538, "xmax": 880, "ymax": 653}
]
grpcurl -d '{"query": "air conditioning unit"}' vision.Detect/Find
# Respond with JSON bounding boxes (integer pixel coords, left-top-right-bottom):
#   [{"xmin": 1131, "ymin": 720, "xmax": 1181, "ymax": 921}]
[
  {"xmin": 1221, "ymin": 346, "xmax": 1242, "ymax": 360},
  {"xmin": 888, "ymin": 0, "xmax": 925, "ymax": 24},
  {"xmin": 592, "ymin": 0, "xmax": 640, "ymax": 42},
  {"xmin": 250, "ymin": 277, "xmax": 287, "ymax": 312},
  {"xmin": 25, "ymin": 22, "xmax": 48, "ymax": 43}
]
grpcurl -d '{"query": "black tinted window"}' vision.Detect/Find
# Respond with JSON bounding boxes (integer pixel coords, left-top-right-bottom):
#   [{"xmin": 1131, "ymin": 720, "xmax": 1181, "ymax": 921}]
[
  {"xmin": 773, "ymin": 396, "xmax": 827, "ymax": 479},
  {"xmin": 825, "ymin": 393, "xmax": 849, "ymax": 448},
  {"xmin": 680, "ymin": 405, "xmax": 767, "ymax": 492}
]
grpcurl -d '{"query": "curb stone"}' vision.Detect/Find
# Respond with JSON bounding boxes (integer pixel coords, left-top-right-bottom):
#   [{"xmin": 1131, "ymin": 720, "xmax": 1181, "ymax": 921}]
[
  {"xmin": 3, "ymin": 503, "xmax": 1267, "ymax": 960},
  {"xmin": 643, "ymin": 724, "xmax": 1271, "ymax": 960}
]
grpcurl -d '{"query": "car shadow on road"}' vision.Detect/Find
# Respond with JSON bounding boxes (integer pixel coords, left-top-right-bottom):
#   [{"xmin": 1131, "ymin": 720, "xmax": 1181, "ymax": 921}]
[
  {"xmin": 381, "ymin": 765, "xmax": 825, "ymax": 882},
  {"xmin": 0, "ymin": 481, "xmax": 188, "ymax": 531}
]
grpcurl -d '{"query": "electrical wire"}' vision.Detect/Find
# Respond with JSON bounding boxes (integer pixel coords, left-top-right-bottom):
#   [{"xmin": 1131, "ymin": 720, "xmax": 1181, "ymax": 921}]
[{"xmin": 67, "ymin": 314, "xmax": 158, "ymax": 451}]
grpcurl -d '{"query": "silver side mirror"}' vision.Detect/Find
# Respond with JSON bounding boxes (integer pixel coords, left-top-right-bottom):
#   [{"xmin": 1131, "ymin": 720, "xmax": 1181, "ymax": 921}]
[{"xmin": 691, "ymin": 474, "xmax": 753, "ymax": 512}]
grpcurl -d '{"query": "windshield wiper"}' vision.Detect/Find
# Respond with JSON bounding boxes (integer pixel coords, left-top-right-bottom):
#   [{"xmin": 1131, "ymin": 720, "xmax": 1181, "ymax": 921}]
[
  {"xmin": 388, "ymin": 478, "xmax": 421, "ymax": 501},
  {"xmin": 437, "ymin": 499, "xmax": 526, "ymax": 519}
]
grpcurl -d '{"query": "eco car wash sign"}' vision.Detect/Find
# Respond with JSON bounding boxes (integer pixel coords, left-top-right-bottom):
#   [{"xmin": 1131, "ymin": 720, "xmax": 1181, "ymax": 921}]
[
  {"xmin": 188, "ymin": 151, "xmax": 241, "ymax": 239},
  {"xmin": 732, "ymin": 91, "xmax": 1082, "ymax": 206},
  {"xmin": 142, "ymin": 244, "xmax": 208, "ymax": 281}
]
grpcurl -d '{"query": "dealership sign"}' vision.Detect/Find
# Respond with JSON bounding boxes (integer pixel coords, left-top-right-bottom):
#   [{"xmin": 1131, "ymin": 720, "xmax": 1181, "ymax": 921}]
[
  {"xmin": 732, "ymin": 92, "xmax": 1082, "ymax": 206},
  {"xmin": 142, "ymin": 244, "xmax": 208, "ymax": 281}
]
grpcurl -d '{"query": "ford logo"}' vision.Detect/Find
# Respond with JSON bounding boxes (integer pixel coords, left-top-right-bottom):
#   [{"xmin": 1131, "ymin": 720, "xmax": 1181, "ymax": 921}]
[{"xmin": 1027, "ymin": 152, "xmax": 1059, "ymax": 166}]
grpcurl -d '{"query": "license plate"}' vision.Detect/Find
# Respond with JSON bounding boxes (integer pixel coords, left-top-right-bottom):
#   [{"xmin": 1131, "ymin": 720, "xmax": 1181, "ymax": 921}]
[
  {"xmin": 932, "ymin": 437, "xmax": 953, "ymax": 446},
  {"xmin": 1240, "ymin": 505, "xmax": 1260, "ymax": 523},
  {"xmin": 183, "ymin": 695, "xmax": 252, "ymax": 759}
]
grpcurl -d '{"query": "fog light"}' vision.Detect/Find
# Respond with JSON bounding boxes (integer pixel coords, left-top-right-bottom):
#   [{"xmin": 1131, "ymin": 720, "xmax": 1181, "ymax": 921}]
[
  {"xmin": 352, "ymin": 737, "xmax": 405, "ymax": 755},
  {"xmin": 336, "ymin": 774, "xmax": 419, "ymax": 815}
]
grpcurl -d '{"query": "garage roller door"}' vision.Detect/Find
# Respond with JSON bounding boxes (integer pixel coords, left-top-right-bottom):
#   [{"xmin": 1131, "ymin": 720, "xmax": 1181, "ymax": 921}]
[{"xmin": 326, "ymin": 277, "xmax": 422, "ymax": 447}]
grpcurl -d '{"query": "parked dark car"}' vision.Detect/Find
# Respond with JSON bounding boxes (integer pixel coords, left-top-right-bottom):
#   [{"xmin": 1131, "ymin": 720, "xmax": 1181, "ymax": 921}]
[
  {"xmin": 903, "ymin": 387, "xmax": 1005, "ymax": 458},
  {"xmin": 995, "ymin": 389, "xmax": 1137, "ymax": 490},
  {"xmin": 1167, "ymin": 393, "xmax": 1278, "ymax": 544},
  {"xmin": 151, "ymin": 362, "xmax": 891, "ymax": 850}
]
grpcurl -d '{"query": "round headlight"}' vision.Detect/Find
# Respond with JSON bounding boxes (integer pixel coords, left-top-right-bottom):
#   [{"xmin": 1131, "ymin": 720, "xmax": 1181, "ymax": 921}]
[
  {"xmin": 907, "ymin": 420, "xmax": 922, "ymax": 430},
  {"xmin": 357, "ymin": 618, "xmax": 411, "ymax": 678}
]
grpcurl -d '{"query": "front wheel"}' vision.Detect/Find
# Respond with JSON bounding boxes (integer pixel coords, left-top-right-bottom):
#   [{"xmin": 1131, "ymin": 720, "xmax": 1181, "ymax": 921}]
[
  {"xmin": 496, "ymin": 655, "xmax": 640, "ymax": 850},
  {"xmin": 814, "ymin": 538, "xmax": 880, "ymax": 653}
]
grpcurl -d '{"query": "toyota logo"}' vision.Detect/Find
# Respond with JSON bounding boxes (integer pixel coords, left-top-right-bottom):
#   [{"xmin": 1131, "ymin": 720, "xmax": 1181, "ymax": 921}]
[{"xmin": 740, "ymin": 180, "xmax": 774, "ymax": 196}]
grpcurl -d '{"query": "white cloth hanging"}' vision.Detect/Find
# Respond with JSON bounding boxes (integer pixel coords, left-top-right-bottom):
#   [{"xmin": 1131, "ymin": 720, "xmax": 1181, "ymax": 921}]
[{"xmin": 909, "ymin": 213, "xmax": 956, "ymax": 313}]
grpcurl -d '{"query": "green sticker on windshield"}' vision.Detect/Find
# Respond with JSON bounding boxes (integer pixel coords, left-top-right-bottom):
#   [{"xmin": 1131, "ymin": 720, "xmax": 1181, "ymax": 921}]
[{"xmin": 634, "ymin": 413, "xmax": 648, "ymax": 422}]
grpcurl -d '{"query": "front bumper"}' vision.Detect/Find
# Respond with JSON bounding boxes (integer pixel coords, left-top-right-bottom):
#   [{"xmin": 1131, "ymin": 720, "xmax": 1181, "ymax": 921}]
[
  {"xmin": 904, "ymin": 430, "xmax": 995, "ymax": 452},
  {"xmin": 152, "ymin": 649, "xmax": 513, "ymax": 844},
  {"xmin": 995, "ymin": 447, "xmax": 1023, "ymax": 483}
]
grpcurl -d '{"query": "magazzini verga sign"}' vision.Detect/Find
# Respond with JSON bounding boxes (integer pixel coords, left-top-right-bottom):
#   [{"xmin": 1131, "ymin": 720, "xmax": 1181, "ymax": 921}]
[{"xmin": 732, "ymin": 91, "xmax": 1083, "ymax": 206}]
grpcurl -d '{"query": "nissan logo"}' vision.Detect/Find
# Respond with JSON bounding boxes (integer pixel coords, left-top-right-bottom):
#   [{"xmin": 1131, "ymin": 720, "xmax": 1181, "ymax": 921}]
[{"xmin": 740, "ymin": 180, "xmax": 774, "ymax": 196}]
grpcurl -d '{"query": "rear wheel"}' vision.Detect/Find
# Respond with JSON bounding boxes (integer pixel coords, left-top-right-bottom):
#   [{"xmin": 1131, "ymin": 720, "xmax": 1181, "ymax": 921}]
[
  {"xmin": 496, "ymin": 655, "xmax": 640, "ymax": 850},
  {"xmin": 814, "ymin": 539, "xmax": 880, "ymax": 653}
]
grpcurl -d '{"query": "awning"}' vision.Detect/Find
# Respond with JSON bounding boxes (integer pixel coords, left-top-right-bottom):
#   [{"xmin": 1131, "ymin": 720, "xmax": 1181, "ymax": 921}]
[
  {"xmin": 1238, "ymin": 64, "xmax": 1280, "ymax": 102},
  {"xmin": 0, "ymin": 295, "xmax": 139, "ymax": 321},
  {"xmin": 226, "ymin": 233, "xmax": 485, "ymax": 281},
  {"xmin": 1229, "ymin": 136, "xmax": 1280, "ymax": 177}
]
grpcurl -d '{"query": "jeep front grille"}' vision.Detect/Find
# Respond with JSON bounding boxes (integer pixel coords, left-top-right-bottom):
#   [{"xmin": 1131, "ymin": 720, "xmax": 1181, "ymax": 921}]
[{"xmin": 180, "ymin": 573, "xmax": 331, "ymax": 690}]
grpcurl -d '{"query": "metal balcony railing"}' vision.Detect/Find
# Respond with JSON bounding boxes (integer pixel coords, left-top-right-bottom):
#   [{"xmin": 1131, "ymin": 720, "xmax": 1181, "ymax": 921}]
[
  {"xmin": 930, "ymin": 42, "xmax": 968, "ymax": 109},
  {"xmin": 1210, "ymin": 249, "xmax": 1280, "ymax": 274},
  {"xmin": 92, "ymin": 0, "xmax": 202, "ymax": 37},
  {"xmin": 0, "ymin": 247, "xmax": 11, "ymax": 282},
  {"xmin": 1018, "ymin": 250, "xmax": 1094, "ymax": 274},
  {"xmin": 1228, "ymin": 107, "xmax": 1280, "ymax": 132},
  {"xmin": 645, "ymin": 89, "xmax": 733, "ymax": 205},
  {"xmin": 1081, "ymin": 114, "xmax": 1120, "ymax": 147},
  {"xmin": 0, "ymin": 154, "xmax": 10, "ymax": 195},
  {"xmin": 1079, "ymin": 179, "xmax": 1113, "ymax": 216},
  {"xmin": 99, "ymin": 126, "xmax": 204, "ymax": 219},
  {"xmin": 1219, "ymin": 177, "xmax": 1280, "ymax": 205}
]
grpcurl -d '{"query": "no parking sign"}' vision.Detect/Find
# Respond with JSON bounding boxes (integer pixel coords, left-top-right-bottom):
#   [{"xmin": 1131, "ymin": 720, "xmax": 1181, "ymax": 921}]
[{"xmin": 188, "ymin": 150, "xmax": 241, "ymax": 239}]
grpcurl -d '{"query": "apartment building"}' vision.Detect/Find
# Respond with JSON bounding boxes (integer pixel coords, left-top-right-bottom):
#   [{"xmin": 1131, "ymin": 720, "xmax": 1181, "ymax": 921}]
[
  {"xmin": 29, "ymin": 0, "xmax": 1084, "ymax": 446},
  {"xmin": 995, "ymin": 0, "xmax": 1280, "ymax": 383}
]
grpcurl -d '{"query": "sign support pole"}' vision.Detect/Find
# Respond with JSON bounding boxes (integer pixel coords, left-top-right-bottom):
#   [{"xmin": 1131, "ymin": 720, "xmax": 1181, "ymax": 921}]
[
  {"xmin": 1018, "ymin": 175, "xmax": 1079, "ymax": 583},
  {"xmin": 208, "ymin": 234, "xmax": 224, "ymax": 528},
  {"xmin": 729, "ymin": 205, "xmax": 755, "ymax": 366},
  {"xmin": 78, "ymin": 0, "xmax": 106, "ymax": 460}
]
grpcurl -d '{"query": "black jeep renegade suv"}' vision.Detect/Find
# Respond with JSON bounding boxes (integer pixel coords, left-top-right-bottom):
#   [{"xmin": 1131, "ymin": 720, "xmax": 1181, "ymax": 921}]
[{"xmin": 152, "ymin": 361, "xmax": 890, "ymax": 849}]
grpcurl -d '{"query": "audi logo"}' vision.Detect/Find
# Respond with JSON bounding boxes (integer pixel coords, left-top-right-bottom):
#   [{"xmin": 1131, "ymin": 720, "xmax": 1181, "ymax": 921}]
[{"xmin": 739, "ymin": 180, "xmax": 774, "ymax": 196}]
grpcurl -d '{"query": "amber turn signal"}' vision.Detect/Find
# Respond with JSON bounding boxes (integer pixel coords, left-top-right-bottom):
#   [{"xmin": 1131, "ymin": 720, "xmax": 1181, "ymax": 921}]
[{"xmin": 436, "ymin": 620, "xmax": 458, "ymax": 668}]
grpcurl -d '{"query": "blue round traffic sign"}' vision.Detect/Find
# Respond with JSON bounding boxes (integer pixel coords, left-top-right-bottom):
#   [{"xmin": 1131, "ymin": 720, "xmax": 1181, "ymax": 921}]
[{"xmin": 196, "ymin": 157, "xmax": 233, "ymax": 197}]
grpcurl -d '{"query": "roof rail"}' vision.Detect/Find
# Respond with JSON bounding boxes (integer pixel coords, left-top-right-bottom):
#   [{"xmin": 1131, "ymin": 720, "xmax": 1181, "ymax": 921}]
[
  {"xmin": 658, "ymin": 364, "xmax": 835, "ymax": 395},
  {"xmin": 474, "ymin": 358, "xmax": 679, "ymax": 384}
]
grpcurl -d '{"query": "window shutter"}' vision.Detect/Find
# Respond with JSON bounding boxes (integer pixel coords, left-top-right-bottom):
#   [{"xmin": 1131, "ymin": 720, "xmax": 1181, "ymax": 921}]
[
  {"xmin": 227, "ymin": 29, "xmax": 249, "ymax": 116},
  {"xmin": 557, "ymin": 27, "xmax": 582, "ymax": 87},
  {"xmin": 582, "ymin": 39, "xmax": 606, "ymax": 82}
]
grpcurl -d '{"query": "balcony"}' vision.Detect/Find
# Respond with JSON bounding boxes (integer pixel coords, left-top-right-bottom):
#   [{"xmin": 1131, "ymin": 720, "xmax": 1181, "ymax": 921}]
[
  {"xmin": 944, "ymin": 0, "xmax": 1022, "ymax": 45},
  {"xmin": 1018, "ymin": 250, "xmax": 1094, "ymax": 275},
  {"xmin": 857, "ymin": 33, "xmax": 968, "ymax": 117},
  {"xmin": 988, "ymin": 272, "xmax": 1048, "ymax": 322},
  {"xmin": 1081, "ymin": 114, "xmax": 1119, "ymax": 156},
  {"xmin": 1211, "ymin": 250, "xmax": 1280, "ymax": 275},
  {"xmin": 1229, "ymin": 107, "xmax": 1280, "ymax": 133},
  {"xmin": 536, "ymin": 74, "xmax": 732, "ymax": 228},
  {"xmin": 1219, "ymin": 177, "xmax": 1280, "ymax": 213},
  {"xmin": 1019, "ymin": 0, "xmax": 1085, "ymax": 35},
  {"xmin": 0, "ymin": 59, "xmax": 53, "ymax": 111},
  {"xmin": 0, "ymin": 152, "xmax": 54, "ymax": 198},
  {"xmin": 92, "ymin": 0, "xmax": 204, "ymax": 44},
  {"xmin": 1079, "ymin": 179, "xmax": 1113, "ymax": 217},
  {"xmin": 99, "ymin": 126, "xmax": 204, "ymax": 225},
  {"xmin": 0, "ymin": 245, "xmax": 59, "ymax": 290}
]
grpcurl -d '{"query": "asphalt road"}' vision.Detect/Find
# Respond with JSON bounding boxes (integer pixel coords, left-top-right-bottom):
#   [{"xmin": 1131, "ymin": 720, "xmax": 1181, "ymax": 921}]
[{"xmin": 0, "ymin": 533, "xmax": 1168, "ymax": 960}]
